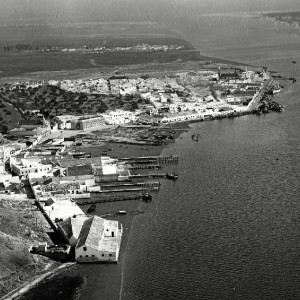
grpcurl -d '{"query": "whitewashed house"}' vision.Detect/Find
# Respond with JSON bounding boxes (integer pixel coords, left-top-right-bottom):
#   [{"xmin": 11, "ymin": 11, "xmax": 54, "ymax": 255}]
[{"xmin": 75, "ymin": 216, "xmax": 123, "ymax": 263}]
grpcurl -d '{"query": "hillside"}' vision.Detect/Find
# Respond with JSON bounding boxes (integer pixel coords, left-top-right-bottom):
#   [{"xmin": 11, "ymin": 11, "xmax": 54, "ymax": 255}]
[{"xmin": 0, "ymin": 198, "xmax": 60, "ymax": 298}]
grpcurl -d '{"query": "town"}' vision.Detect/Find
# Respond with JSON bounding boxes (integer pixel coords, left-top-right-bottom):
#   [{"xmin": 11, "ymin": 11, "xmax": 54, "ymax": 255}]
[
  {"xmin": 0, "ymin": 65, "xmax": 282, "ymax": 135},
  {"xmin": 0, "ymin": 64, "xmax": 284, "ymax": 295}
]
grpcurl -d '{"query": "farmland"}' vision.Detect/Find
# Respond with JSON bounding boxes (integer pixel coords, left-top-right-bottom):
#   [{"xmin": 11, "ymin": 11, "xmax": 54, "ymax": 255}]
[
  {"xmin": 0, "ymin": 22, "xmax": 202, "ymax": 78},
  {"xmin": 0, "ymin": 49, "xmax": 201, "ymax": 78}
]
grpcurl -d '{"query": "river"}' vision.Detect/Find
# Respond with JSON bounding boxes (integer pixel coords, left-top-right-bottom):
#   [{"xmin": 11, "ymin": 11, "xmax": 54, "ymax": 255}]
[{"xmin": 121, "ymin": 14, "xmax": 300, "ymax": 300}]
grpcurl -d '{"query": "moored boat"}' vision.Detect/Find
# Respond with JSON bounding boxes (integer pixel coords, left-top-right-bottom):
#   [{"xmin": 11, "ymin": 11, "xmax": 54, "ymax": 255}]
[
  {"xmin": 166, "ymin": 173, "xmax": 178, "ymax": 180},
  {"xmin": 141, "ymin": 192, "xmax": 152, "ymax": 202},
  {"xmin": 87, "ymin": 204, "xmax": 96, "ymax": 213}
]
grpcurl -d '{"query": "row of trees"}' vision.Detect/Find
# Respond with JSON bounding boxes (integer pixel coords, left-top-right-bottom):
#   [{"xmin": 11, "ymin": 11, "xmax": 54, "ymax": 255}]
[{"xmin": 2, "ymin": 44, "xmax": 39, "ymax": 52}]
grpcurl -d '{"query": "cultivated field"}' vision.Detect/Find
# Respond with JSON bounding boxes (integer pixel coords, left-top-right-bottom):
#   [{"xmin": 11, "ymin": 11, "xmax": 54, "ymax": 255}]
[{"xmin": 0, "ymin": 22, "xmax": 201, "ymax": 78}]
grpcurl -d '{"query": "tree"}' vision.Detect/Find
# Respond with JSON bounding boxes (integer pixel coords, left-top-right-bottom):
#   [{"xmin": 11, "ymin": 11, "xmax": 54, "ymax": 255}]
[
  {"xmin": 129, "ymin": 102, "xmax": 138, "ymax": 111},
  {"xmin": 96, "ymin": 100, "xmax": 108, "ymax": 113},
  {"xmin": 1, "ymin": 124, "xmax": 8, "ymax": 134}
]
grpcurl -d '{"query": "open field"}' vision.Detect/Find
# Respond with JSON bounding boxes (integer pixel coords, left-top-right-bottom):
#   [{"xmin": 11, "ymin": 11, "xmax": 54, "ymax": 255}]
[
  {"xmin": 0, "ymin": 50, "xmax": 201, "ymax": 78},
  {"xmin": 0, "ymin": 22, "xmax": 202, "ymax": 78},
  {"xmin": 0, "ymin": 22, "xmax": 180, "ymax": 47},
  {"xmin": 0, "ymin": 56, "xmax": 247, "ymax": 83}
]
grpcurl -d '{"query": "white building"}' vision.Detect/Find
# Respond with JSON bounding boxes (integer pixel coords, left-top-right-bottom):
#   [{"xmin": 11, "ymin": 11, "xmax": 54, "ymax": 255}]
[
  {"xmin": 161, "ymin": 112, "xmax": 200, "ymax": 123},
  {"xmin": 0, "ymin": 143, "xmax": 27, "ymax": 162},
  {"xmin": 75, "ymin": 216, "xmax": 123, "ymax": 263},
  {"xmin": 10, "ymin": 157, "xmax": 53, "ymax": 177},
  {"xmin": 101, "ymin": 156, "xmax": 130, "ymax": 181},
  {"xmin": 43, "ymin": 198, "xmax": 85, "ymax": 222},
  {"xmin": 102, "ymin": 110, "xmax": 136, "ymax": 125}
]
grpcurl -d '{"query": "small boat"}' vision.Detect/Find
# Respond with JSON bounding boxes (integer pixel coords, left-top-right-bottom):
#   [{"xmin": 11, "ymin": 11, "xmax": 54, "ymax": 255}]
[
  {"xmin": 166, "ymin": 173, "xmax": 178, "ymax": 181},
  {"xmin": 141, "ymin": 193, "xmax": 152, "ymax": 202},
  {"xmin": 87, "ymin": 204, "xmax": 96, "ymax": 213},
  {"xmin": 272, "ymin": 88, "xmax": 281, "ymax": 94}
]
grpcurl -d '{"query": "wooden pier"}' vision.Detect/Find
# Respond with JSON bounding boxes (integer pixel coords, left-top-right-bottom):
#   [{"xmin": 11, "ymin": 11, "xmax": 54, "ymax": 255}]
[
  {"xmin": 99, "ymin": 186, "xmax": 159, "ymax": 193},
  {"xmin": 118, "ymin": 155, "xmax": 179, "ymax": 165},
  {"xmin": 75, "ymin": 194, "xmax": 144, "ymax": 205},
  {"xmin": 128, "ymin": 165, "xmax": 162, "ymax": 170},
  {"xmin": 101, "ymin": 181, "xmax": 160, "ymax": 189}
]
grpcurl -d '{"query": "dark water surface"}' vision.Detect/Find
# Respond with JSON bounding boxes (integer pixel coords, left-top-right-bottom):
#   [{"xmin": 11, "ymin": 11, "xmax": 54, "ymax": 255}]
[
  {"xmin": 121, "ymin": 15, "xmax": 300, "ymax": 300},
  {"xmin": 122, "ymin": 103, "xmax": 300, "ymax": 299}
]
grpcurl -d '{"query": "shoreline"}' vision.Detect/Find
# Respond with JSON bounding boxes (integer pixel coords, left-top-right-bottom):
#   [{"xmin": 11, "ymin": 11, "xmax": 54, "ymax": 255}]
[
  {"xmin": 2, "ymin": 103, "xmax": 284, "ymax": 300},
  {"xmin": 2, "ymin": 263, "xmax": 75, "ymax": 300},
  {"xmin": 0, "ymin": 91, "xmax": 283, "ymax": 300},
  {"xmin": 0, "ymin": 10, "xmax": 298, "ymax": 300}
]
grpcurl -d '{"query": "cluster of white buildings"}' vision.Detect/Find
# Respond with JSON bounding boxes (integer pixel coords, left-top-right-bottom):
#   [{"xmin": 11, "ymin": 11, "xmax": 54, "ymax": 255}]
[
  {"xmin": 53, "ymin": 67, "xmax": 270, "ymax": 127},
  {"xmin": 1, "ymin": 67, "xmax": 271, "ymax": 139},
  {"xmin": 60, "ymin": 78, "xmax": 109, "ymax": 94},
  {"xmin": 3, "ymin": 145, "xmax": 126, "ymax": 262},
  {"xmin": 60, "ymin": 43, "xmax": 184, "ymax": 54},
  {"xmin": 56, "ymin": 110, "xmax": 137, "ymax": 130}
]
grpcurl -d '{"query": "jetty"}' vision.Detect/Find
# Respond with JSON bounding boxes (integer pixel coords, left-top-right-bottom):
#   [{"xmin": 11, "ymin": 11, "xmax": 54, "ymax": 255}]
[
  {"xmin": 118, "ymin": 155, "xmax": 179, "ymax": 165},
  {"xmin": 75, "ymin": 193, "xmax": 151, "ymax": 205},
  {"xmin": 100, "ymin": 181, "xmax": 160, "ymax": 189},
  {"xmin": 129, "ymin": 173, "xmax": 178, "ymax": 180}
]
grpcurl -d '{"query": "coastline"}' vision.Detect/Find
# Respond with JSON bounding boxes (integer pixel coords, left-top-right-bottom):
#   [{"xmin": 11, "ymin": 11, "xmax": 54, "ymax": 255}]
[
  {"xmin": 0, "ymin": 9, "xmax": 299, "ymax": 300},
  {"xmin": 3, "ymin": 96, "xmax": 286, "ymax": 299},
  {"xmin": 2, "ymin": 104, "xmax": 283, "ymax": 299},
  {"xmin": 1, "ymin": 88, "xmax": 282, "ymax": 299},
  {"xmin": 2, "ymin": 263, "xmax": 75, "ymax": 300}
]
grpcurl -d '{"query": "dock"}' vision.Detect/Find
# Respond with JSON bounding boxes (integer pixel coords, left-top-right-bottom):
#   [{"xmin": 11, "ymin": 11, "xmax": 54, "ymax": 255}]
[
  {"xmin": 118, "ymin": 155, "xmax": 179, "ymax": 165},
  {"xmin": 101, "ymin": 181, "xmax": 160, "ymax": 189},
  {"xmin": 75, "ymin": 194, "xmax": 144, "ymax": 205},
  {"xmin": 128, "ymin": 165, "xmax": 162, "ymax": 170},
  {"xmin": 99, "ymin": 186, "xmax": 159, "ymax": 193},
  {"xmin": 129, "ymin": 173, "xmax": 177, "ymax": 180}
]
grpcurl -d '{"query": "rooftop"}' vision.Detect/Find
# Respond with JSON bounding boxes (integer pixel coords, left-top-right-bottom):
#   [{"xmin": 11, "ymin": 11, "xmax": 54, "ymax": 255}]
[
  {"xmin": 44, "ymin": 199, "xmax": 84, "ymax": 221},
  {"xmin": 67, "ymin": 165, "xmax": 93, "ymax": 177}
]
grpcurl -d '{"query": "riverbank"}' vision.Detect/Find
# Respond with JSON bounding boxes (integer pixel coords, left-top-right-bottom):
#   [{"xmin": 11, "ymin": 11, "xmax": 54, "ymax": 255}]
[
  {"xmin": 1, "ymin": 100, "xmax": 285, "ymax": 299},
  {"xmin": 2, "ymin": 263, "xmax": 75, "ymax": 300}
]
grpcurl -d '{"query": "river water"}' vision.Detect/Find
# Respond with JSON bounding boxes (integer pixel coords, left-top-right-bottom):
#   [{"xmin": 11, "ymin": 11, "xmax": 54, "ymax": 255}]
[{"xmin": 121, "ymin": 14, "xmax": 300, "ymax": 300}]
